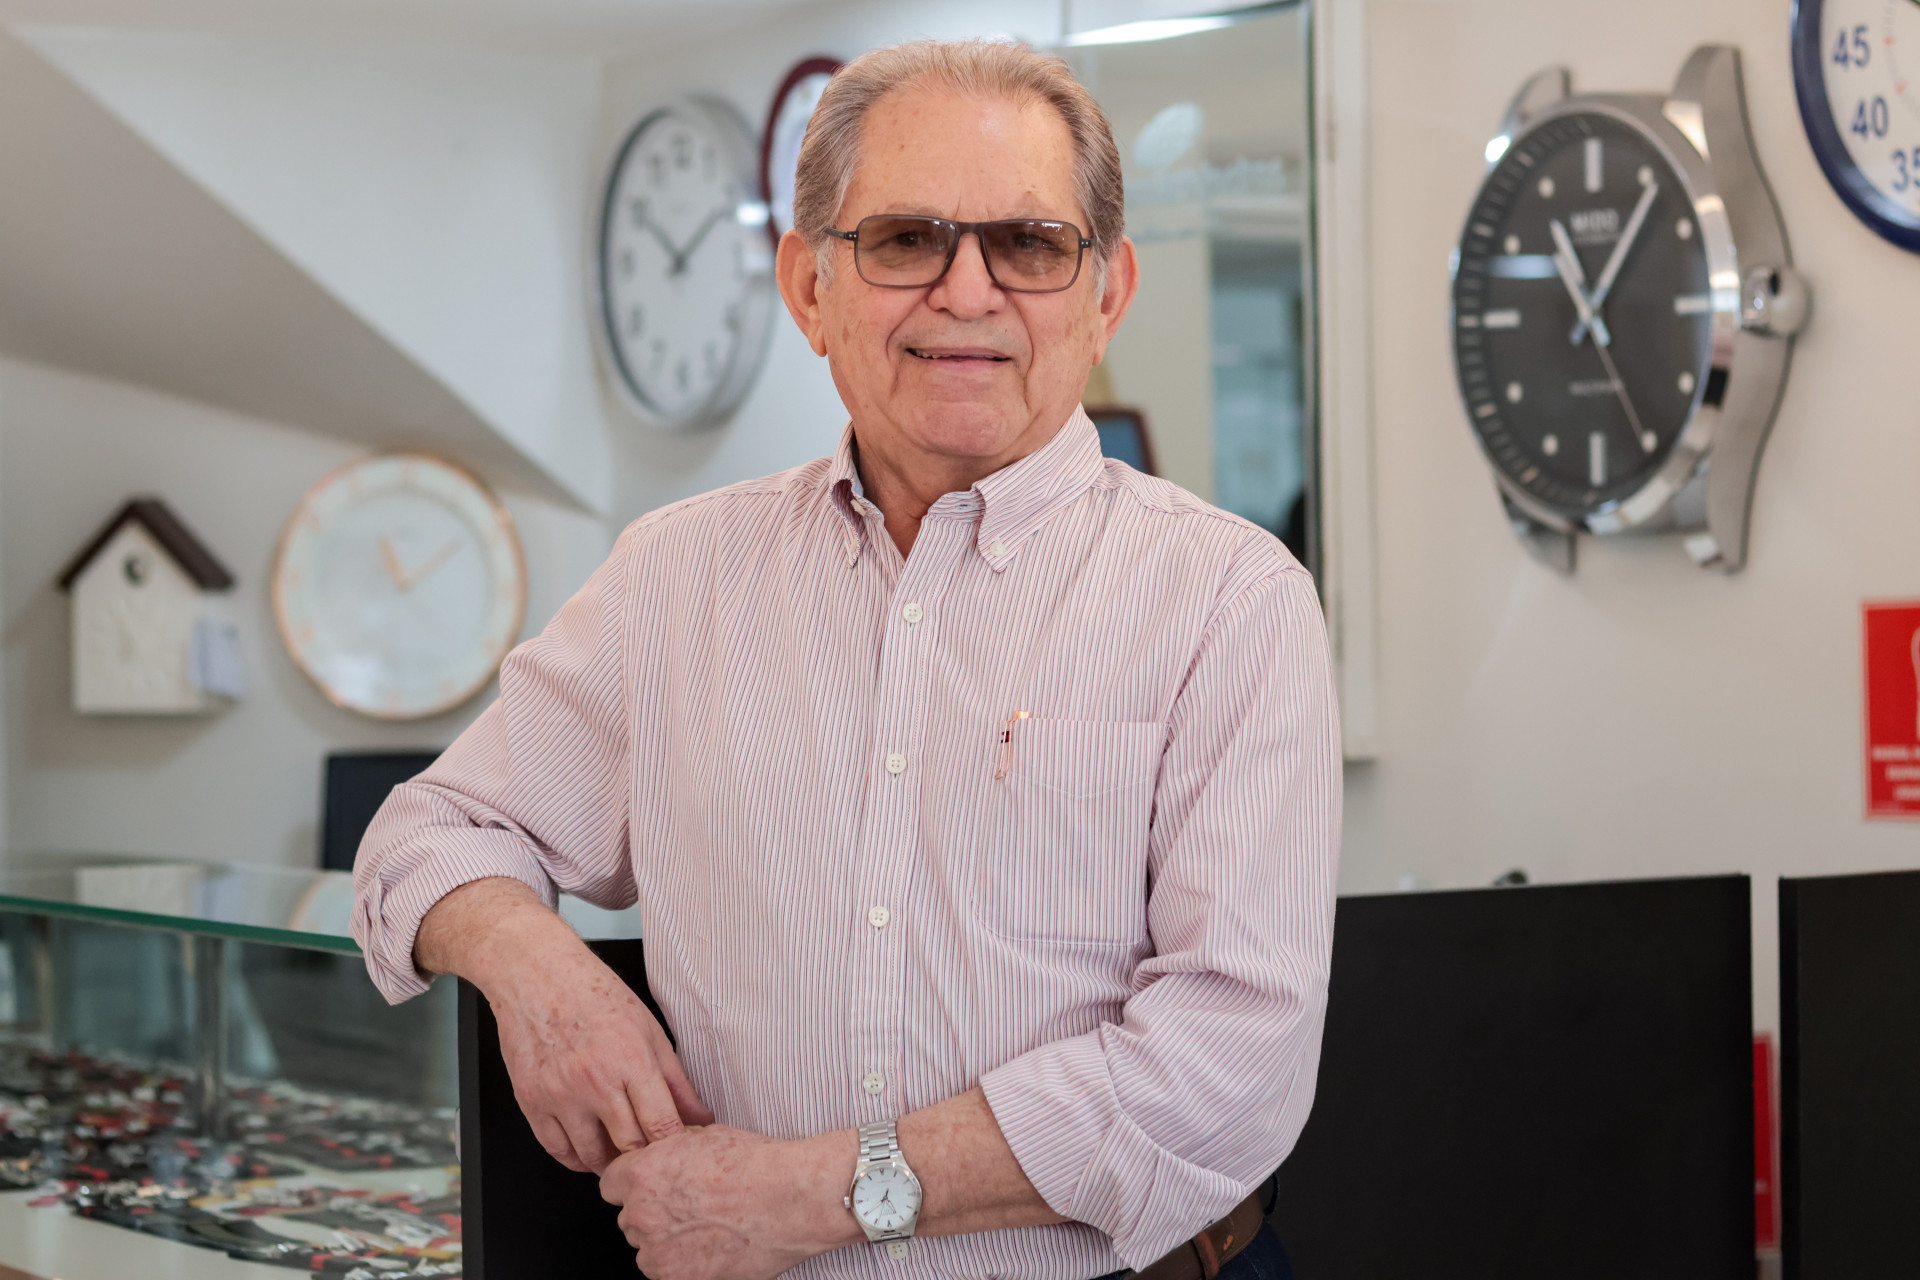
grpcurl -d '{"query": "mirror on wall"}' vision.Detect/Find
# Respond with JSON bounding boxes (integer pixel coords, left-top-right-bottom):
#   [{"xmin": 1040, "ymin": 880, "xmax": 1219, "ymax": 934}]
[{"xmin": 1060, "ymin": 4, "xmax": 1315, "ymax": 571}]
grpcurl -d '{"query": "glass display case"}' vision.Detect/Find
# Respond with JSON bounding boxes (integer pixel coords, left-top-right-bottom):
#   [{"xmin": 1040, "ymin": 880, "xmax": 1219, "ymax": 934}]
[{"xmin": 0, "ymin": 855, "xmax": 637, "ymax": 1280}]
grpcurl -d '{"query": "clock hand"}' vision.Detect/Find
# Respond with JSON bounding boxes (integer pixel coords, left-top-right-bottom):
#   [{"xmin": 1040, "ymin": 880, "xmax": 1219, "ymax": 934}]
[
  {"xmin": 378, "ymin": 536, "xmax": 408, "ymax": 588},
  {"xmin": 639, "ymin": 214, "xmax": 687, "ymax": 269},
  {"xmin": 671, "ymin": 207, "xmax": 729, "ymax": 276},
  {"xmin": 1571, "ymin": 180, "xmax": 1659, "ymax": 344},
  {"xmin": 398, "ymin": 540, "xmax": 462, "ymax": 591},
  {"xmin": 1547, "ymin": 219, "xmax": 1612, "ymax": 348},
  {"xmin": 1588, "ymin": 335, "xmax": 1656, "ymax": 454}
]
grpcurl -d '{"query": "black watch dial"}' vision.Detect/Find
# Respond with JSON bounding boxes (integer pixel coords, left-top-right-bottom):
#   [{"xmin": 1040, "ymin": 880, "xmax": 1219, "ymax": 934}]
[{"xmin": 1452, "ymin": 111, "xmax": 1714, "ymax": 520}]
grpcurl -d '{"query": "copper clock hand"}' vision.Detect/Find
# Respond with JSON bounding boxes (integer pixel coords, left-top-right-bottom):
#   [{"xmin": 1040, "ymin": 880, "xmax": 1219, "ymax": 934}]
[
  {"xmin": 378, "ymin": 536, "xmax": 408, "ymax": 588},
  {"xmin": 1571, "ymin": 180, "xmax": 1659, "ymax": 344},
  {"xmin": 1547, "ymin": 219, "xmax": 1613, "ymax": 348},
  {"xmin": 398, "ymin": 540, "xmax": 462, "ymax": 591}
]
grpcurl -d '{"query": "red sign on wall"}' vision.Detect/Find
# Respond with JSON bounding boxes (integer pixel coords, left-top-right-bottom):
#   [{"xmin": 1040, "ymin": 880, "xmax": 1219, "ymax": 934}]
[{"xmin": 1864, "ymin": 600, "xmax": 1920, "ymax": 820}]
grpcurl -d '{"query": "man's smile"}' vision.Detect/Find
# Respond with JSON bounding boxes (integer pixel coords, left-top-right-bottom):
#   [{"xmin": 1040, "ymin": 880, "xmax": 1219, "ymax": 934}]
[{"xmin": 905, "ymin": 346, "xmax": 1012, "ymax": 363}]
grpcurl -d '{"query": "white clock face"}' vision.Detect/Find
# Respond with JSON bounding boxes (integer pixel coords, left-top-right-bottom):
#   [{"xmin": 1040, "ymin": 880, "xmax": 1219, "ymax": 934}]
[
  {"xmin": 273, "ymin": 454, "xmax": 526, "ymax": 720},
  {"xmin": 851, "ymin": 1165, "xmax": 921, "ymax": 1233},
  {"xmin": 598, "ymin": 101, "xmax": 776, "ymax": 430},
  {"xmin": 1823, "ymin": 1, "xmax": 1920, "ymax": 207},
  {"xmin": 767, "ymin": 68, "xmax": 837, "ymax": 236}
]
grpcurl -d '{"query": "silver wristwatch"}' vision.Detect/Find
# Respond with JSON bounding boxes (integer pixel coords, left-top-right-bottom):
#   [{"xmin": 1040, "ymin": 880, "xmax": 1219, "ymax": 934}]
[{"xmin": 844, "ymin": 1120, "xmax": 923, "ymax": 1245}]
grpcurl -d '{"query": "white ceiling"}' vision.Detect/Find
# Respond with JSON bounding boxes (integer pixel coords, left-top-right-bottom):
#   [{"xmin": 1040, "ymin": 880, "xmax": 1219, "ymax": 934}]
[{"xmin": 0, "ymin": 0, "xmax": 822, "ymax": 56}]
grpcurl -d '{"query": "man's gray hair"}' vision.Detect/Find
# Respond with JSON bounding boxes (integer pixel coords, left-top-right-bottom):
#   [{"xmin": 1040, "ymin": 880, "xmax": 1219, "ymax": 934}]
[{"xmin": 790, "ymin": 39, "xmax": 1126, "ymax": 293}]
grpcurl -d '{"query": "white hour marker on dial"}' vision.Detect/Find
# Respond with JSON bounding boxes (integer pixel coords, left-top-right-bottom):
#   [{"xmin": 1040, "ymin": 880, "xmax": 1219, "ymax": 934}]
[
  {"xmin": 1641, "ymin": 431, "xmax": 1658, "ymax": 452},
  {"xmin": 1637, "ymin": 165, "xmax": 1653, "ymax": 186},
  {"xmin": 1589, "ymin": 432, "xmax": 1607, "ymax": 486},
  {"xmin": 1504, "ymin": 233, "xmax": 1521, "ymax": 254},
  {"xmin": 1542, "ymin": 434, "xmax": 1560, "ymax": 456},
  {"xmin": 1673, "ymin": 294, "xmax": 1711, "ymax": 315},
  {"xmin": 1482, "ymin": 308, "xmax": 1522, "ymax": 329},
  {"xmin": 1676, "ymin": 216, "xmax": 1693, "ymax": 240},
  {"xmin": 1538, "ymin": 175, "xmax": 1556, "ymax": 199},
  {"xmin": 1584, "ymin": 137, "xmax": 1603, "ymax": 192},
  {"xmin": 1506, "ymin": 381, "xmax": 1523, "ymax": 403},
  {"xmin": 1678, "ymin": 370, "xmax": 1696, "ymax": 394}
]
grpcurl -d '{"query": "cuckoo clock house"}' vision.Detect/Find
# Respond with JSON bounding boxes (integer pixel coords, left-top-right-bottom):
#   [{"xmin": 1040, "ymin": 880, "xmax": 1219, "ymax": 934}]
[{"xmin": 57, "ymin": 498, "xmax": 245, "ymax": 716}]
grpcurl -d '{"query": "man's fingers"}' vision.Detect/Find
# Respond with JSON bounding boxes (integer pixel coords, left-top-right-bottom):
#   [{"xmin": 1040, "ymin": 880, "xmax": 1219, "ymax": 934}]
[
  {"xmin": 528, "ymin": 1112, "xmax": 590, "ymax": 1173},
  {"xmin": 626, "ymin": 1072, "xmax": 687, "ymax": 1144},
  {"xmin": 656, "ymin": 1049, "xmax": 716, "ymax": 1126},
  {"xmin": 559, "ymin": 1109, "xmax": 622, "ymax": 1175},
  {"xmin": 597, "ymin": 1085, "xmax": 649, "ymax": 1157}
]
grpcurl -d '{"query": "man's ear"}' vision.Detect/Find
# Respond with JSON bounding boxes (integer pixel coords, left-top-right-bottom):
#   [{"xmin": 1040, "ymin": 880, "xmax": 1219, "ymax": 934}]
[
  {"xmin": 776, "ymin": 230, "xmax": 831, "ymax": 357},
  {"xmin": 1091, "ymin": 237, "xmax": 1140, "ymax": 364}
]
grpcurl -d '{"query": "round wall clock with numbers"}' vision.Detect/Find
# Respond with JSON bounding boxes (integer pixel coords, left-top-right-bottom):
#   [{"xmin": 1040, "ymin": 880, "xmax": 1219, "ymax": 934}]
[
  {"xmin": 596, "ymin": 98, "xmax": 777, "ymax": 431},
  {"xmin": 1792, "ymin": 0, "xmax": 1920, "ymax": 252},
  {"xmin": 1450, "ymin": 46, "xmax": 1809, "ymax": 575},
  {"xmin": 273, "ymin": 453, "xmax": 526, "ymax": 720}
]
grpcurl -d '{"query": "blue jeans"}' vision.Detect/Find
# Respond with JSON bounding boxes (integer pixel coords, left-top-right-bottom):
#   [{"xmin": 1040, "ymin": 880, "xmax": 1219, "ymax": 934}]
[{"xmin": 1092, "ymin": 1224, "xmax": 1293, "ymax": 1280}]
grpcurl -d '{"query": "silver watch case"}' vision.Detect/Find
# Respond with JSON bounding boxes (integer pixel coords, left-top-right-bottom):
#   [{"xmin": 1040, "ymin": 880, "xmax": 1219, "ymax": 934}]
[
  {"xmin": 844, "ymin": 1120, "xmax": 922, "ymax": 1244},
  {"xmin": 1458, "ymin": 45, "xmax": 1808, "ymax": 574}
]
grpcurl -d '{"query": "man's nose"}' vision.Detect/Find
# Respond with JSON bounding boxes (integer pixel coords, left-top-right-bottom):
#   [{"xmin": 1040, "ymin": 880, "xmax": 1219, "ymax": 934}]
[{"xmin": 927, "ymin": 231, "xmax": 1003, "ymax": 315}]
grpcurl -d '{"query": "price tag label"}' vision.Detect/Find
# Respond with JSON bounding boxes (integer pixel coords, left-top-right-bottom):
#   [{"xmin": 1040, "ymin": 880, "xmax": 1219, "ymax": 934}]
[{"xmin": 1863, "ymin": 600, "xmax": 1920, "ymax": 820}]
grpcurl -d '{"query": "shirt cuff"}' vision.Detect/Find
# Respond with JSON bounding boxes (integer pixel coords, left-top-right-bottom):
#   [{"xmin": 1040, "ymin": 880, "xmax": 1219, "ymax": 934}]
[
  {"xmin": 351, "ymin": 833, "xmax": 559, "ymax": 1004},
  {"xmin": 980, "ymin": 1031, "xmax": 1247, "ymax": 1269}
]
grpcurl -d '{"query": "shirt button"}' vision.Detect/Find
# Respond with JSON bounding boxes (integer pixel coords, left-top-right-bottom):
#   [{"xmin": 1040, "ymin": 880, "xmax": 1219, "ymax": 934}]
[
  {"xmin": 868, "ymin": 905, "xmax": 891, "ymax": 929},
  {"xmin": 987, "ymin": 539, "xmax": 1007, "ymax": 558},
  {"xmin": 862, "ymin": 1071, "xmax": 885, "ymax": 1095},
  {"xmin": 885, "ymin": 752, "xmax": 907, "ymax": 776},
  {"xmin": 901, "ymin": 601, "xmax": 924, "ymax": 625}
]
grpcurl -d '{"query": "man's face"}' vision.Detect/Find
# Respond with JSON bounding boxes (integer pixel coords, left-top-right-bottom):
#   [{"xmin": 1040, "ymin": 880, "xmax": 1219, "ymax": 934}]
[{"xmin": 778, "ymin": 84, "xmax": 1136, "ymax": 475}]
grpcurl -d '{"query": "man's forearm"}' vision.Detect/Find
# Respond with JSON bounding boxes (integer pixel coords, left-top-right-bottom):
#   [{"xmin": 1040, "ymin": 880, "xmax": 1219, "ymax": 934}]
[
  {"xmin": 900, "ymin": 1086, "xmax": 1066, "ymax": 1237},
  {"xmin": 413, "ymin": 875, "xmax": 587, "ymax": 993}
]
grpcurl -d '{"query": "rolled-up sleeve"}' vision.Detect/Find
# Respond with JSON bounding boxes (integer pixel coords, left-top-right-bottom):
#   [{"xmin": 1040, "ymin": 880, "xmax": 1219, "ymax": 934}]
[
  {"xmin": 350, "ymin": 527, "xmax": 645, "ymax": 1004},
  {"xmin": 980, "ymin": 562, "xmax": 1342, "ymax": 1268}
]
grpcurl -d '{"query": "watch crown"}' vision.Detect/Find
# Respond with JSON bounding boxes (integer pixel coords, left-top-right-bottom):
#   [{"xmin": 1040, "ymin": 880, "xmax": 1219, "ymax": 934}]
[{"xmin": 844, "ymin": 1196, "xmax": 852, "ymax": 1209}]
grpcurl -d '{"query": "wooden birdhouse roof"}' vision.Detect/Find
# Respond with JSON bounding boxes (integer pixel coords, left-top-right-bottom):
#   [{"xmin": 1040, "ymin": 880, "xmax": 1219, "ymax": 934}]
[{"xmin": 57, "ymin": 498, "xmax": 236, "ymax": 592}]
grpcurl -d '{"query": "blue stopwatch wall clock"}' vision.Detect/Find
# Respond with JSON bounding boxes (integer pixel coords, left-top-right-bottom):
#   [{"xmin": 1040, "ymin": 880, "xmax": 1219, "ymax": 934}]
[{"xmin": 1792, "ymin": 0, "xmax": 1920, "ymax": 252}]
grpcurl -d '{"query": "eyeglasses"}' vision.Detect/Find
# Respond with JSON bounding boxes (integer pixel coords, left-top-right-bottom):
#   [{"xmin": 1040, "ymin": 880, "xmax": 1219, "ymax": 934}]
[{"xmin": 825, "ymin": 214, "xmax": 1094, "ymax": 293}]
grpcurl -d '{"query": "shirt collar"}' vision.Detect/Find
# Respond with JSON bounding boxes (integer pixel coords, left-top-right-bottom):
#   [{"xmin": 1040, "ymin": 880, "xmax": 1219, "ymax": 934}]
[{"xmin": 825, "ymin": 406, "xmax": 1107, "ymax": 571}]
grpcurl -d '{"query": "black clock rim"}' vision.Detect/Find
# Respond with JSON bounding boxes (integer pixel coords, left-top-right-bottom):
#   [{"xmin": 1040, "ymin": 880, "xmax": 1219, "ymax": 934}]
[
  {"xmin": 758, "ymin": 56, "xmax": 844, "ymax": 245},
  {"xmin": 1449, "ymin": 106, "xmax": 1713, "ymax": 525},
  {"xmin": 1790, "ymin": 0, "xmax": 1920, "ymax": 253}
]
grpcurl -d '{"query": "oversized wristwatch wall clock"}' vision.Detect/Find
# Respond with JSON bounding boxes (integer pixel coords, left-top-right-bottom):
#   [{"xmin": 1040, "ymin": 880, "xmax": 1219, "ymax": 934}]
[
  {"xmin": 595, "ymin": 98, "xmax": 777, "ymax": 431},
  {"xmin": 1791, "ymin": 0, "xmax": 1920, "ymax": 252},
  {"xmin": 1450, "ymin": 45, "xmax": 1809, "ymax": 573},
  {"xmin": 273, "ymin": 453, "xmax": 527, "ymax": 719}
]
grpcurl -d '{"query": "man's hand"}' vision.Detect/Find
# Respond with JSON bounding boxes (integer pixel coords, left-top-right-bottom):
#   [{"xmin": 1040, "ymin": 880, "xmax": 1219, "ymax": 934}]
[
  {"xmin": 599, "ymin": 1126, "xmax": 859, "ymax": 1280},
  {"xmin": 414, "ymin": 878, "xmax": 713, "ymax": 1174}
]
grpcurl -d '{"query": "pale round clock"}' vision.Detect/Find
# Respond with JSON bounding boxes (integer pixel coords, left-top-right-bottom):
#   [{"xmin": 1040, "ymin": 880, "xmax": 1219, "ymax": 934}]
[
  {"xmin": 272, "ymin": 453, "xmax": 527, "ymax": 720},
  {"xmin": 1792, "ymin": 0, "xmax": 1920, "ymax": 252},
  {"xmin": 761, "ymin": 57, "xmax": 842, "ymax": 239},
  {"xmin": 596, "ymin": 98, "xmax": 777, "ymax": 430}
]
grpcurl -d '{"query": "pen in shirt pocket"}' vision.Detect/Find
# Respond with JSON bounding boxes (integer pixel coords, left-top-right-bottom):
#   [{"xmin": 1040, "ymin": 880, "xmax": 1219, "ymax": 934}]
[{"xmin": 993, "ymin": 709, "xmax": 1031, "ymax": 780}]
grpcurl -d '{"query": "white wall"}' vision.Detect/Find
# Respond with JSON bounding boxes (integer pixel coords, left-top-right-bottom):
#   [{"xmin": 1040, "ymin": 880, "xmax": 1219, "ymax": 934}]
[
  {"xmin": 1347, "ymin": 0, "xmax": 1920, "ymax": 1032},
  {"xmin": 0, "ymin": 356, "xmax": 609, "ymax": 867}
]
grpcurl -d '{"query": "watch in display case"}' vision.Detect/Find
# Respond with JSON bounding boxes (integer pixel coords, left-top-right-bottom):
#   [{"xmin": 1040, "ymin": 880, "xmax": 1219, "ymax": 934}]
[{"xmin": 1449, "ymin": 45, "xmax": 1808, "ymax": 574}]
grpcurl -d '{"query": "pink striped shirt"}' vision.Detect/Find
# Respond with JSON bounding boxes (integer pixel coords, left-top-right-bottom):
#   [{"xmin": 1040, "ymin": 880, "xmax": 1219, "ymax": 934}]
[{"xmin": 352, "ymin": 407, "xmax": 1341, "ymax": 1277}]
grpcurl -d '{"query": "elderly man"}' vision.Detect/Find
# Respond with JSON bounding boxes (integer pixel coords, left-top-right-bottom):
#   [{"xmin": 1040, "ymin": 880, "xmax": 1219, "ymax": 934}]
[{"xmin": 353, "ymin": 37, "xmax": 1339, "ymax": 1280}]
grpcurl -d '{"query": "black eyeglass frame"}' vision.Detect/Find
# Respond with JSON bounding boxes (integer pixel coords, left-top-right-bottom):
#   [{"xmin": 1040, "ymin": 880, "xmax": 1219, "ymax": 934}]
[{"xmin": 824, "ymin": 215, "xmax": 1096, "ymax": 293}]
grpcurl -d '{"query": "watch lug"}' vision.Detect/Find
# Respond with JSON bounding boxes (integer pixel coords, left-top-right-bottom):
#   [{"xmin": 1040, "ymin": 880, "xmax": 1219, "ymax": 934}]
[
  {"xmin": 1494, "ymin": 66, "xmax": 1569, "ymax": 160},
  {"xmin": 1501, "ymin": 494, "xmax": 1575, "ymax": 574}
]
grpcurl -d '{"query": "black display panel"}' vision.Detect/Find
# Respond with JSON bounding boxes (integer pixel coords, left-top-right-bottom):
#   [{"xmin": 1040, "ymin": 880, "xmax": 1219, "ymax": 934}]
[
  {"xmin": 321, "ymin": 751, "xmax": 441, "ymax": 872},
  {"xmin": 1779, "ymin": 869, "xmax": 1920, "ymax": 1280},
  {"xmin": 1270, "ymin": 876, "xmax": 1753, "ymax": 1279},
  {"xmin": 460, "ymin": 938, "xmax": 654, "ymax": 1280}
]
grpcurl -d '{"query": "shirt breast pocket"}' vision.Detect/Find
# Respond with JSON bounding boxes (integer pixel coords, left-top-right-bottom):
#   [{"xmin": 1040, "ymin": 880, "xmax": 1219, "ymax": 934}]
[{"xmin": 975, "ymin": 718, "xmax": 1165, "ymax": 947}]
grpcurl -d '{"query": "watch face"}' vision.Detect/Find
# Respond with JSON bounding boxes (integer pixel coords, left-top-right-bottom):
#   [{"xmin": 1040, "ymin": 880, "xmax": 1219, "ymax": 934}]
[
  {"xmin": 598, "ymin": 101, "xmax": 777, "ymax": 430},
  {"xmin": 1451, "ymin": 110, "xmax": 1714, "ymax": 521},
  {"xmin": 851, "ymin": 1164, "xmax": 921, "ymax": 1233},
  {"xmin": 273, "ymin": 454, "xmax": 527, "ymax": 720},
  {"xmin": 1791, "ymin": 0, "xmax": 1920, "ymax": 252}
]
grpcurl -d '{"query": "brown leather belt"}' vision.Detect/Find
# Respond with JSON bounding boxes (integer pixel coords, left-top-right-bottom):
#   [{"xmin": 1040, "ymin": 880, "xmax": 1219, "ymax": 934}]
[{"xmin": 1122, "ymin": 1189, "xmax": 1266, "ymax": 1280}]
